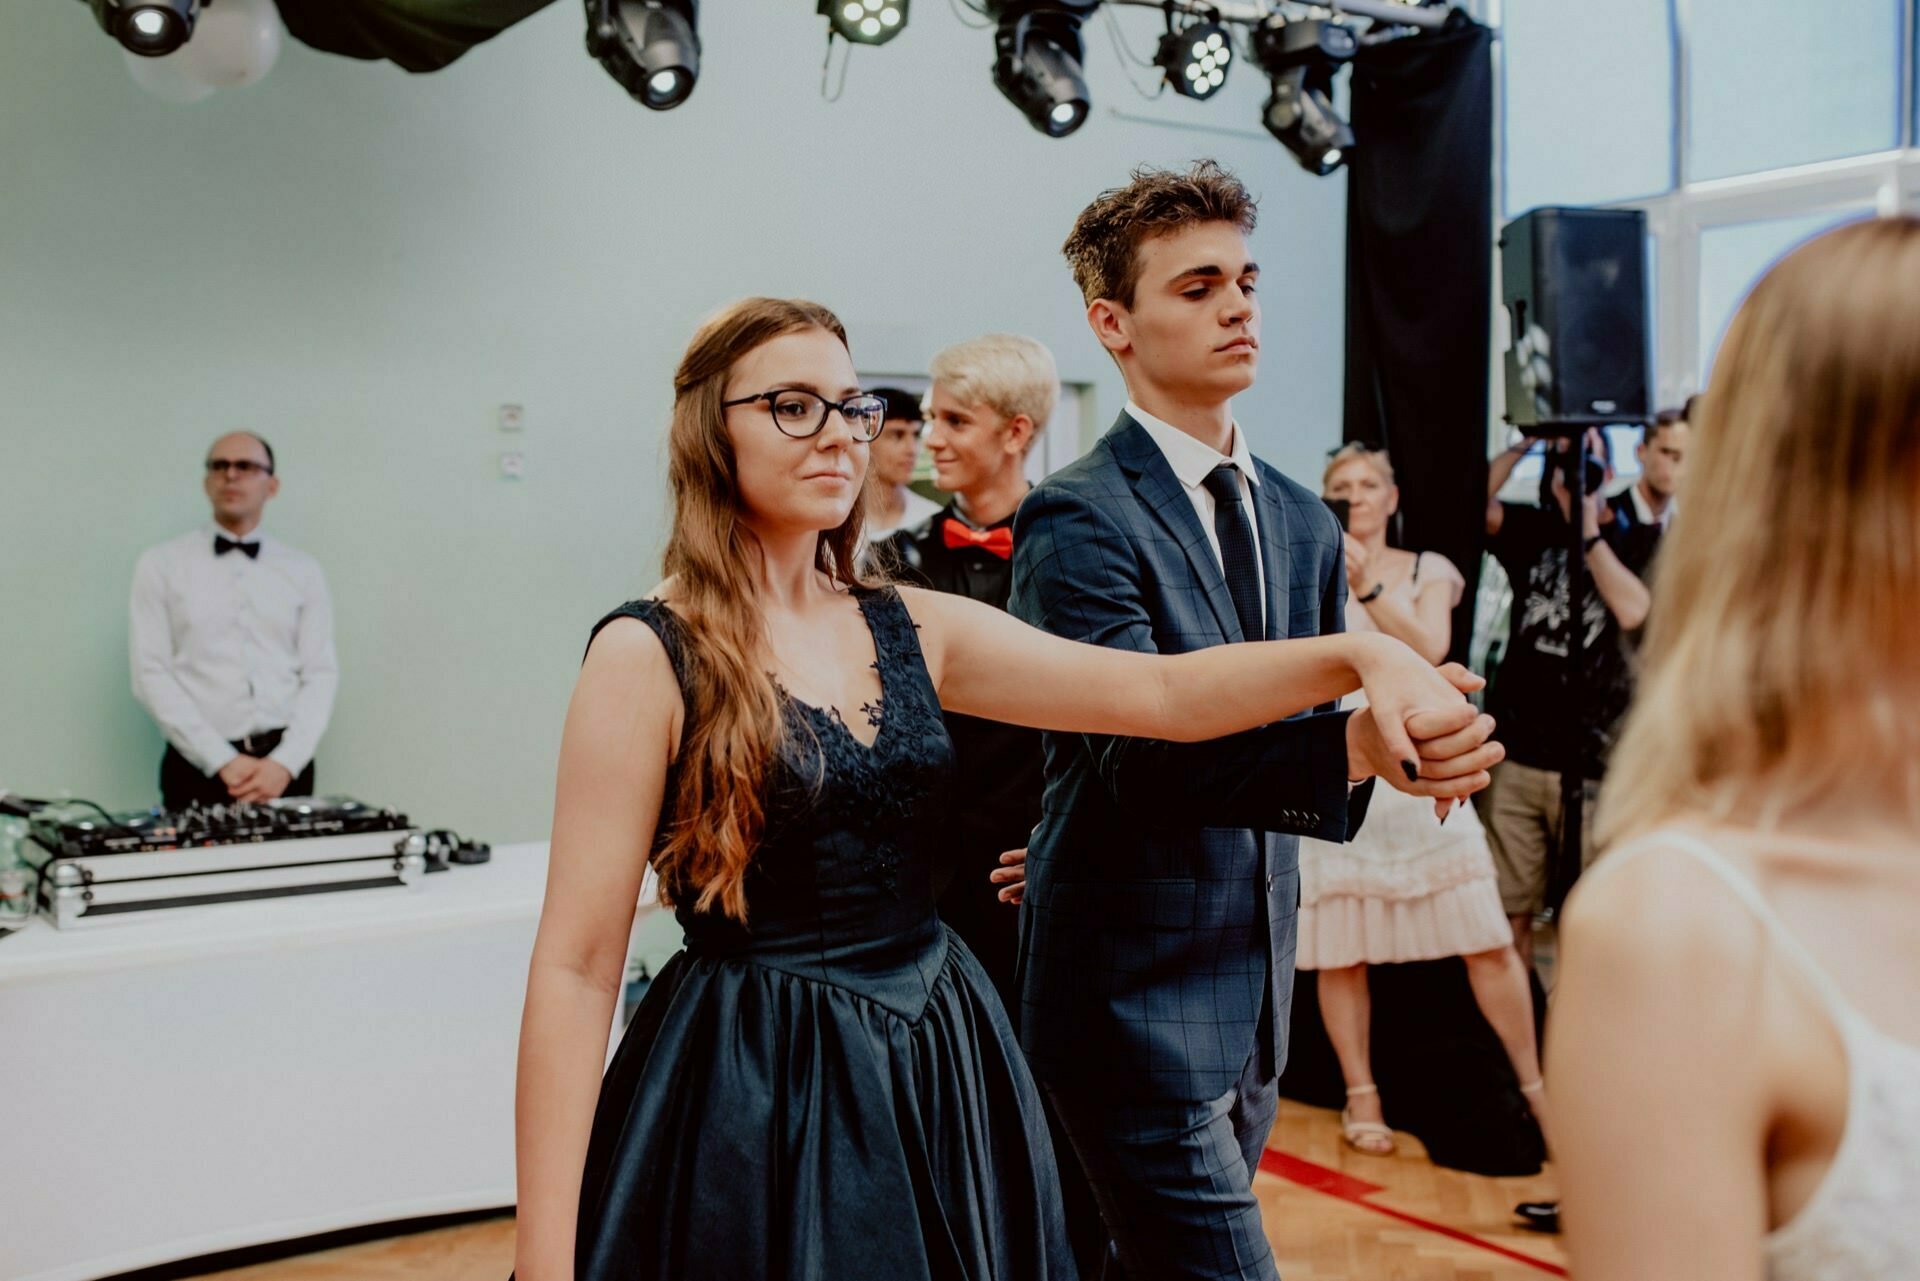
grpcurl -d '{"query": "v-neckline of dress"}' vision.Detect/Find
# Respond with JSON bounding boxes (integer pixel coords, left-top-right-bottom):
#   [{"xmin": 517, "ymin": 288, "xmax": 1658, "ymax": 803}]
[{"xmin": 774, "ymin": 589, "xmax": 891, "ymax": 755}]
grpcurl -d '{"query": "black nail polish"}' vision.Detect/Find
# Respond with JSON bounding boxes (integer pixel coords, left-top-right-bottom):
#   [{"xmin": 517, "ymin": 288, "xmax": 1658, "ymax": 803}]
[
  {"xmin": 1401, "ymin": 760, "xmax": 1420, "ymax": 783},
  {"xmin": 1440, "ymin": 810, "xmax": 1450, "ymax": 826}
]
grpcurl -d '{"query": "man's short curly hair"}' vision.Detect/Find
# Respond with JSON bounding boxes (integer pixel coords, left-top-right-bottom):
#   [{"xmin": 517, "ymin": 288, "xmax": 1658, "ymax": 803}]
[{"xmin": 1062, "ymin": 160, "xmax": 1259, "ymax": 309}]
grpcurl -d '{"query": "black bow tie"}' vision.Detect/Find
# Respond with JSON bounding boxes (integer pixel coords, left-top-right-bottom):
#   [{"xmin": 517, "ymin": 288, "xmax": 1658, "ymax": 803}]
[{"xmin": 214, "ymin": 536, "xmax": 261, "ymax": 559}]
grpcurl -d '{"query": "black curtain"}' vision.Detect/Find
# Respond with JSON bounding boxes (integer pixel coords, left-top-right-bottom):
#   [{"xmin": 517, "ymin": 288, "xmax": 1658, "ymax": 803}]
[
  {"xmin": 273, "ymin": 0, "xmax": 557, "ymax": 72},
  {"xmin": 1281, "ymin": 961, "xmax": 1547, "ymax": 1177},
  {"xmin": 1281, "ymin": 17, "xmax": 1545, "ymax": 1180},
  {"xmin": 1342, "ymin": 14, "xmax": 1494, "ymax": 665}
]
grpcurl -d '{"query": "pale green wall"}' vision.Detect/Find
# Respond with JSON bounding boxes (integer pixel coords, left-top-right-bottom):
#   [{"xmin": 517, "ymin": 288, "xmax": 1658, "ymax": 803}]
[{"xmin": 0, "ymin": 2, "xmax": 1345, "ymax": 842}]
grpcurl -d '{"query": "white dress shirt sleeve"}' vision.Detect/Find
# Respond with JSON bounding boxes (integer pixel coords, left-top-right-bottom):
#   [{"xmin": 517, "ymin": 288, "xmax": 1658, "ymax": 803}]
[
  {"xmin": 266, "ymin": 563, "xmax": 339, "ymax": 777},
  {"xmin": 130, "ymin": 548, "xmax": 239, "ymax": 777}
]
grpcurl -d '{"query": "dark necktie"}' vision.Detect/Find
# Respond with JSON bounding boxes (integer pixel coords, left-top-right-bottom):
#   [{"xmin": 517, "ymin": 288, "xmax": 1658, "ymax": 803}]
[
  {"xmin": 1201, "ymin": 464, "xmax": 1262, "ymax": 642},
  {"xmin": 214, "ymin": 536, "xmax": 261, "ymax": 559}
]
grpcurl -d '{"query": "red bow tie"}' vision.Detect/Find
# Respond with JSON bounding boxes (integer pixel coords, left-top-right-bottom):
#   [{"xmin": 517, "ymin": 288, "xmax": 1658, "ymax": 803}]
[{"xmin": 942, "ymin": 518, "xmax": 1014, "ymax": 559}]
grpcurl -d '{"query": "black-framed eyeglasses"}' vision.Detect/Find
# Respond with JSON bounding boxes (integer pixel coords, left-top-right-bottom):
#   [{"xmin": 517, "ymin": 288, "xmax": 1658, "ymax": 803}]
[
  {"xmin": 205, "ymin": 459, "xmax": 273, "ymax": 477},
  {"xmin": 721, "ymin": 388, "xmax": 888, "ymax": 442}
]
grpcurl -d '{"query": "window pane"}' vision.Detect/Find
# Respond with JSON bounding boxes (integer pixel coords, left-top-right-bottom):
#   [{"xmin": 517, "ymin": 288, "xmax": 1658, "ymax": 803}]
[
  {"xmin": 1688, "ymin": 0, "xmax": 1901, "ymax": 181},
  {"xmin": 1502, "ymin": 0, "xmax": 1673, "ymax": 217},
  {"xmin": 1697, "ymin": 209, "xmax": 1875, "ymax": 384}
]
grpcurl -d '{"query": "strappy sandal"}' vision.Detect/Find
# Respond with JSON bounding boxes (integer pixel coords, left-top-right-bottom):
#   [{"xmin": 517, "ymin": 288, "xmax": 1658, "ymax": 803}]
[{"xmin": 1340, "ymin": 1084, "xmax": 1396, "ymax": 1155}]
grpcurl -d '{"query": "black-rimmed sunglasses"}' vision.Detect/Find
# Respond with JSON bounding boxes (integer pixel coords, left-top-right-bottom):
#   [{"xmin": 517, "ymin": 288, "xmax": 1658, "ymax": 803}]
[{"xmin": 722, "ymin": 388, "xmax": 888, "ymax": 442}]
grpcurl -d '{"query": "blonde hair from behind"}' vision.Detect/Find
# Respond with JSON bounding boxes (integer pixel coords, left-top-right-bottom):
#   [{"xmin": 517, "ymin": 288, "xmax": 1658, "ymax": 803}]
[
  {"xmin": 1597, "ymin": 217, "xmax": 1920, "ymax": 848},
  {"xmin": 928, "ymin": 334, "xmax": 1059, "ymax": 453}
]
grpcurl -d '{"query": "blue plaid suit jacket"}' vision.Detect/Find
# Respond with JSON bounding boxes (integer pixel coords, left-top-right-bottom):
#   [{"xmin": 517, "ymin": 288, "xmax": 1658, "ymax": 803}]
[{"xmin": 1010, "ymin": 413, "xmax": 1369, "ymax": 1104}]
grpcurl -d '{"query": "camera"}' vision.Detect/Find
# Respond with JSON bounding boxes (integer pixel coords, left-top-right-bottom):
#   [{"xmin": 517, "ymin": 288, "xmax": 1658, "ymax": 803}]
[{"xmin": 1567, "ymin": 444, "xmax": 1606, "ymax": 496}]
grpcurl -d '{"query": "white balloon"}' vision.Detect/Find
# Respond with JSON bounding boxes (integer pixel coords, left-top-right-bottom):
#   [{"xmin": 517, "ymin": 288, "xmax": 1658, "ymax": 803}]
[
  {"xmin": 122, "ymin": 47, "xmax": 217, "ymax": 103},
  {"xmin": 178, "ymin": 0, "xmax": 285, "ymax": 89}
]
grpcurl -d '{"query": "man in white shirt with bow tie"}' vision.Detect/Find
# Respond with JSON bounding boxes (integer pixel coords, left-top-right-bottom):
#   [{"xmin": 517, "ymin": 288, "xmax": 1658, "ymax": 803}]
[{"xmin": 130, "ymin": 432, "xmax": 338, "ymax": 811}]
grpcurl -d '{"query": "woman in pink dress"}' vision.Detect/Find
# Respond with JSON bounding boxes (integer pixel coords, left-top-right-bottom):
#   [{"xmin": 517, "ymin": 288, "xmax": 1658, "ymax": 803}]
[{"xmin": 1298, "ymin": 444, "xmax": 1550, "ymax": 1157}]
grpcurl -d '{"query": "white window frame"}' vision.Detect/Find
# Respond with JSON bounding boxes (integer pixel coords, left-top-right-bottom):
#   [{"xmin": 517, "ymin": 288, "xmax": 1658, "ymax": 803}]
[{"xmin": 1481, "ymin": 0, "xmax": 1919, "ymax": 419}]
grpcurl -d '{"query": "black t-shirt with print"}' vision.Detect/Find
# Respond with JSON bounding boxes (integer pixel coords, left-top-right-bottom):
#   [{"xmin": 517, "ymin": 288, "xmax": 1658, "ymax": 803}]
[{"xmin": 1486, "ymin": 501, "xmax": 1655, "ymax": 779}]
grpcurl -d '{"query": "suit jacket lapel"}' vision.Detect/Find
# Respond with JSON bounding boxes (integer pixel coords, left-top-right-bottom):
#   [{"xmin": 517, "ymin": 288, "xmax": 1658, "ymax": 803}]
[
  {"xmin": 1251, "ymin": 468, "xmax": 1292, "ymax": 641},
  {"xmin": 1107, "ymin": 414, "xmax": 1243, "ymax": 643}
]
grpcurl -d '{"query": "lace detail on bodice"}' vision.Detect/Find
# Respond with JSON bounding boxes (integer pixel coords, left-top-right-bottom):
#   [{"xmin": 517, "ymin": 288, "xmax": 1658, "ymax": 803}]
[
  {"xmin": 1768, "ymin": 1020, "xmax": 1920, "ymax": 1279},
  {"xmin": 590, "ymin": 588, "xmax": 955, "ymax": 930},
  {"xmin": 1603, "ymin": 831, "xmax": 1920, "ymax": 1280}
]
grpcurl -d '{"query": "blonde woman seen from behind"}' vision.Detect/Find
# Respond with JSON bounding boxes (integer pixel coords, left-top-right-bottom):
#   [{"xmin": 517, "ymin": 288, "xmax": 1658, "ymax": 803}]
[{"xmin": 1551, "ymin": 217, "xmax": 1920, "ymax": 1279}]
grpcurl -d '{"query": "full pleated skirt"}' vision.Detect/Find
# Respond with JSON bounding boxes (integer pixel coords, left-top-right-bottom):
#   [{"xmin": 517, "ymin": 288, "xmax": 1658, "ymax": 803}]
[
  {"xmin": 565, "ymin": 928, "xmax": 1075, "ymax": 1281},
  {"xmin": 1297, "ymin": 785, "xmax": 1513, "ymax": 969}
]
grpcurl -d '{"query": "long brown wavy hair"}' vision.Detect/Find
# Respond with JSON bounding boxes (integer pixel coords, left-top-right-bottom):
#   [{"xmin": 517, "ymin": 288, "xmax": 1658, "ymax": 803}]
[
  {"xmin": 1598, "ymin": 217, "xmax": 1920, "ymax": 846},
  {"xmin": 654, "ymin": 297, "xmax": 875, "ymax": 921}
]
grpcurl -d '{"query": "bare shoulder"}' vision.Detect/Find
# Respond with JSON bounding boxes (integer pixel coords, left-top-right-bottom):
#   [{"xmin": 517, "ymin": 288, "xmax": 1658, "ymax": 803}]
[
  {"xmin": 1561, "ymin": 835, "xmax": 1772, "ymax": 988},
  {"xmin": 891, "ymin": 582, "xmax": 953, "ymax": 622},
  {"xmin": 580, "ymin": 613, "xmax": 677, "ymax": 696},
  {"xmin": 1417, "ymin": 550, "xmax": 1465, "ymax": 583},
  {"xmin": 893, "ymin": 583, "xmax": 1013, "ymax": 634},
  {"xmin": 891, "ymin": 583, "xmax": 968, "ymax": 655}
]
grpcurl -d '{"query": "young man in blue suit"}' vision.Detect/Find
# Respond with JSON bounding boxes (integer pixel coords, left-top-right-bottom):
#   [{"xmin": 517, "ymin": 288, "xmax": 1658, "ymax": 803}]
[{"xmin": 1009, "ymin": 161, "xmax": 1499, "ymax": 1280}]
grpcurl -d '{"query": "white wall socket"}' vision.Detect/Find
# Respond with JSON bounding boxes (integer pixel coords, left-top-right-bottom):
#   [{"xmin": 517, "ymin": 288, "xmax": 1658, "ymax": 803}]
[
  {"xmin": 500, "ymin": 451, "xmax": 526, "ymax": 479},
  {"xmin": 498, "ymin": 403, "xmax": 525, "ymax": 432}
]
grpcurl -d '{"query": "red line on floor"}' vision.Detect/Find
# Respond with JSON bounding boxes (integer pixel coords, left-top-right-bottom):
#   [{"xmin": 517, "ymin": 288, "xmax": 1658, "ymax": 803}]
[{"xmin": 1259, "ymin": 1147, "xmax": 1568, "ymax": 1277}]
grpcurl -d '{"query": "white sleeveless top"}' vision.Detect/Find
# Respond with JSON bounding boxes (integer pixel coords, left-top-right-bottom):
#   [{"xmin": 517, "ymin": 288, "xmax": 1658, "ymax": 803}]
[{"xmin": 1603, "ymin": 831, "xmax": 1920, "ymax": 1279}]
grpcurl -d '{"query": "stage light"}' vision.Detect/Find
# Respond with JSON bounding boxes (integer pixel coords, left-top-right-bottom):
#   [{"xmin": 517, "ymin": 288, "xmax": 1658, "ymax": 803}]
[
  {"xmin": 821, "ymin": 0, "xmax": 908, "ymax": 46},
  {"xmin": 90, "ymin": 0, "xmax": 198, "ymax": 57},
  {"xmin": 585, "ymin": 0, "xmax": 700, "ymax": 110},
  {"xmin": 1154, "ymin": 17, "xmax": 1231, "ymax": 102},
  {"xmin": 1254, "ymin": 16, "xmax": 1357, "ymax": 176},
  {"xmin": 989, "ymin": 3, "xmax": 1096, "ymax": 138}
]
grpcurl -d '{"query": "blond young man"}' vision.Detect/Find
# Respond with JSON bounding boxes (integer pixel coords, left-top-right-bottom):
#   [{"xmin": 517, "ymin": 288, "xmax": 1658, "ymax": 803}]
[
  {"xmin": 889, "ymin": 335, "xmax": 1107, "ymax": 1273},
  {"xmin": 890, "ymin": 333, "xmax": 1058, "ymax": 1003}
]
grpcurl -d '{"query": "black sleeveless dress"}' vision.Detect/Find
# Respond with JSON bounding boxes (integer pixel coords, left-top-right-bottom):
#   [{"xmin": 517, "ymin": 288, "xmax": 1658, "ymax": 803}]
[{"xmin": 562, "ymin": 587, "xmax": 1075, "ymax": 1281}]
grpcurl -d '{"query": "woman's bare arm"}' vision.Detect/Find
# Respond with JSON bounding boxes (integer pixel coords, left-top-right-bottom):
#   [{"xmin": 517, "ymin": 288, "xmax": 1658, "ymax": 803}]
[
  {"xmin": 1356, "ymin": 570, "xmax": 1453, "ymax": 664},
  {"xmin": 514, "ymin": 618, "xmax": 678, "ymax": 1281},
  {"xmin": 1549, "ymin": 848, "xmax": 1774, "ymax": 1279},
  {"xmin": 901, "ymin": 585, "xmax": 1491, "ymax": 791}
]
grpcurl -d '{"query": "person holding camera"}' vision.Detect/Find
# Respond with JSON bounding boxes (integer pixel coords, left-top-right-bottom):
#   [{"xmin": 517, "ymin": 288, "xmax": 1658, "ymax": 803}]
[
  {"xmin": 1299, "ymin": 444, "xmax": 1548, "ymax": 1159},
  {"xmin": 1480, "ymin": 429, "xmax": 1653, "ymax": 967}
]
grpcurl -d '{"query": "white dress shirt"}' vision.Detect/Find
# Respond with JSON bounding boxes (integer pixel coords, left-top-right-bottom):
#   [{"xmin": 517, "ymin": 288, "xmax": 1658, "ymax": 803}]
[
  {"xmin": 1628, "ymin": 482, "xmax": 1676, "ymax": 529},
  {"xmin": 129, "ymin": 524, "xmax": 339, "ymax": 777},
  {"xmin": 1127, "ymin": 401, "xmax": 1267, "ymax": 632}
]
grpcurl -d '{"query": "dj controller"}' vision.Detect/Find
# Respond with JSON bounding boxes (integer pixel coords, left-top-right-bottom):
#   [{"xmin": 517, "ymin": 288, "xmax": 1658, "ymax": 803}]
[
  {"xmin": 26, "ymin": 796, "xmax": 412, "ymax": 859},
  {"xmin": 10, "ymin": 796, "xmax": 485, "ymax": 929}
]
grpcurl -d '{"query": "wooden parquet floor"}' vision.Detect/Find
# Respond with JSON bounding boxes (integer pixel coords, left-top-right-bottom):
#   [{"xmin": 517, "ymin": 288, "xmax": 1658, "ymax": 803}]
[{"xmin": 180, "ymin": 1102, "xmax": 1565, "ymax": 1281}]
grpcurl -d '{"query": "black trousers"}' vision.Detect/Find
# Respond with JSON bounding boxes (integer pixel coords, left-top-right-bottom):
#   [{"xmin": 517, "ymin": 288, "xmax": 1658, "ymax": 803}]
[{"xmin": 159, "ymin": 729, "xmax": 315, "ymax": 811}]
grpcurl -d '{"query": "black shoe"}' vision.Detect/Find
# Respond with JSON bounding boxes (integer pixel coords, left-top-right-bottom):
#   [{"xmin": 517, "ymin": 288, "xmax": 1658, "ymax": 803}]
[{"xmin": 1514, "ymin": 1200, "xmax": 1560, "ymax": 1233}]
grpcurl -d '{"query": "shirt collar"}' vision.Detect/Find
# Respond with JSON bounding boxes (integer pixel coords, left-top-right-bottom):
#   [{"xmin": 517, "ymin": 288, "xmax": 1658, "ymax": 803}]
[
  {"xmin": 1628, "ymin": 483, "xmax": 1673, "ymax": 528},
  {"xmin": 207, "ymin": 523, "xmax": 267, "ymax": 549},
  {"xmin": 946, "ymin": 494, "xmax": 1022, "ymax": 532},
  {"xmin": 1126, "ymin": 401, "xmax": 1259, "ymax": 491}
]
